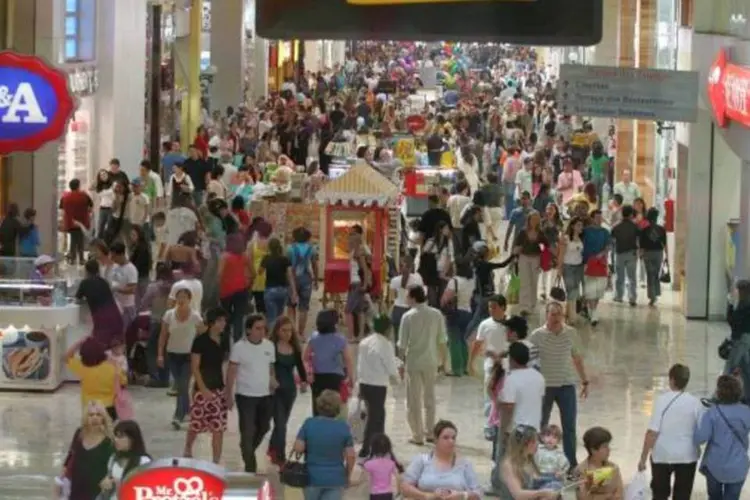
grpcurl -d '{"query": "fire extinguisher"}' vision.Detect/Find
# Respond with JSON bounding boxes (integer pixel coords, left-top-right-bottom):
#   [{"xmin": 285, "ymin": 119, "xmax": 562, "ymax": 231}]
[{"xmin": 664, "ymin": 198, "xmax": 674, "ymax": 233}]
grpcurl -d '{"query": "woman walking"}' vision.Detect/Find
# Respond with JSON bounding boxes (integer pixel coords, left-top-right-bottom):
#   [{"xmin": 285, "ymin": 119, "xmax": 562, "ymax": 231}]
[
  {"xmin": 260, "ymin": 237, "xmax": 298, "ymax": 329},
  {"xmin": 513, "ymin": 210, "xmax": 548, "ymax": 315},
  {"xmin": 639, "ymin": 207, "xmax": 668, "ymax": 307},
  {"xmin": 218, "ymin": 233, "xmax": 253, "ymax": 350},
  {"xmin": 556, "ymin": 217, "xmax": 585, "ymax": 322}
]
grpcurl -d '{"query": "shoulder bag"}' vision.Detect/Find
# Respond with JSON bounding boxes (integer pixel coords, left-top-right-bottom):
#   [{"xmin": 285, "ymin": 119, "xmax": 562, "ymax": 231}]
[
  {"xmin": 549, "ymin": 275, "xmax": 567, "ymax": 302},
  {"xmin": 700, "ymin": 405, "xmax": 748, "ymax": 475},
  {"xmin": 280, "ymin": 451, "xmax": 310, "ymax": 488}
]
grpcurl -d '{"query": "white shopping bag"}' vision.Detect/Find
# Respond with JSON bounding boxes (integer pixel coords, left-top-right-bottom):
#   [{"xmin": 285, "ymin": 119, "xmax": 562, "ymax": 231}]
[
  {"xmin": 624, "ymin": 471, "xmax": 649, "ymax": 500},
  {"xmin": 347, "ymin": 396, "xmax": 368, "ymax": 444}
]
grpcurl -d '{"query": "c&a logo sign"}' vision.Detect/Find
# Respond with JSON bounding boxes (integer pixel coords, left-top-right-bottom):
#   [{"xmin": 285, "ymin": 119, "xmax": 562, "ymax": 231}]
[{"xmin": 0, "ymin": 51, "xmax": 74, "ymax": 155}]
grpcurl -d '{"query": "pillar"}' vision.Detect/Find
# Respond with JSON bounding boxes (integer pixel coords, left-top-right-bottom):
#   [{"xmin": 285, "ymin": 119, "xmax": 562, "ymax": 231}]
[
  {"xmin": 738, "ymin": 161, "xmax": 750, "ymax": 280},
  {"xmin": 209, "ymin": 0, "xmax": 245, "ymax": 113},
  {"xmin": 247, "ymin": 37, "xmax": 268, "ymax": 103},
  {"xmin": 634, "ymin": 0, "xmax": 657, "ymax": 205},
  {"xmin": 331, "ymin": 41, "xmax": 346, "ymax": 69},
  {"xmin": 591, "ymin": 0, "xmax": 620, "ymax": 137},
  {"xmin": 615, "ymin": 0, "xmax": 637, "ymax": 184},
  {"xmin": 179, "ymin": 0, "xmax": 202, "ymax": 152},
  {"xmin": 96, "ymin": 0, "xmax": 147, "ymax": 178}
]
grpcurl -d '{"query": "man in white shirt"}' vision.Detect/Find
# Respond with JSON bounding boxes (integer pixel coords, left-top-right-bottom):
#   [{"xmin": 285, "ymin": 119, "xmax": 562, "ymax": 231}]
[
  {"xmin": 473, "ymin": 294, "xmax": 508, "ymax": 384},
  {"xmin": 108, "ymin": 242, "xmax": 138, "ymax": 330},
  {"xmin": 225, "ymin": 314, "xmax": 278, "ymax": 473},
  {"xmin": 613, "ymin": 169, "xmax": 642, "ymax": 206},
  {"xmin": 163, "ymin": 194, "xmax": 199, "ymax": 249},
  {"xmin": 638, "ymin": 363, "xmax": 703, "ymax": 499},
  {"xmin": 499, "ymin": 342, "xmax": 546, "ymax": 432},
  {"xmin": 446, "ymin": 180, "xmax": 472, "ymax": 231}
]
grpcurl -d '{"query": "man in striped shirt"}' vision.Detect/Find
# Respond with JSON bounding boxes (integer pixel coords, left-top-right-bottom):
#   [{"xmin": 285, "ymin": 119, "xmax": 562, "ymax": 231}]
[{"xmin": 529, "ymin": 302, "xmax": 590, "ymax": 468}]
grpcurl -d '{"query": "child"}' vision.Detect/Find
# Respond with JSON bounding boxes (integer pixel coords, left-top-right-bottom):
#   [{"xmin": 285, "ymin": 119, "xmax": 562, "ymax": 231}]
[
  {"xmin": 107, "ymin": 337, "xmax": 134, "ymax": 420},
  {"xmin": 361, "ymin": 433, "xmax": 404, "ymax": 500},
  {"xmin": 486, "ymin": 361, "xmax": 506, "ymax": 458},
  {"xmin": 503, "ymin": 315, "xmax": 539, "ymax": 370},
  {"xmin": 19, "ymin": 208, "xmax": 40, "ymax": 257},
  {"xmin": 534, "ymin": 425, "xmax": 569, "ymax": 487}
]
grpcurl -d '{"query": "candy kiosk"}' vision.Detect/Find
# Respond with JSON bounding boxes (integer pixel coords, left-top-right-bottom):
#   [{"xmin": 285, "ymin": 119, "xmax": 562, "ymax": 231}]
[
  {"xmin": 316, "ymin": 163, "xmax": 400, "ymax": 311},
  {"xmin": 0, "ymin": 278, "xmax": 78, "ymax": 391}
]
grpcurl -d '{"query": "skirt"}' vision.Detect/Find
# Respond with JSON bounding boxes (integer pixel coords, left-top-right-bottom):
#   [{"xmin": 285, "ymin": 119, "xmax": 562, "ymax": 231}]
[{"xmin": 189, "ymin": 389, "xmax": 228, "ymax": 433}]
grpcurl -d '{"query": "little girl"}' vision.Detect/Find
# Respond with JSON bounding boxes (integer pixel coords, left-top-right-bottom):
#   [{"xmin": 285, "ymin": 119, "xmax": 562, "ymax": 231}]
[
  {"xmin": 107, "ymin": 338, "xmax": 134, "ymax": 421},
  {"xmin": 362, "ymin": 433, "xmax": 404, "ymax": 500},
  {"xmin": 534, "ymin": 425, "xmax": 569, "ymax": 487}
]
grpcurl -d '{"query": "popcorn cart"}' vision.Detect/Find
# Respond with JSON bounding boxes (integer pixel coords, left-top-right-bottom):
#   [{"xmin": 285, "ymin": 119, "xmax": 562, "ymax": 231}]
[{"xmin": 315, "ymin": 163, "xmax": 400, "ymax": 311}]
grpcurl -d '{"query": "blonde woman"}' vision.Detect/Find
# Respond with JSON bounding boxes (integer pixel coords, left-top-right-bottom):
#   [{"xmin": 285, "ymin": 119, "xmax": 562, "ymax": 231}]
[
  {"xmin": 59, "ymin": 401, "xmax": 115, "ymax": 500},
  {"xmin": 499, "ymin": 425, "xmax": 561, "ymax": 499},
  {"xmin": 513, "ymin": 210, "xmax": 548, "ymax": 315}
]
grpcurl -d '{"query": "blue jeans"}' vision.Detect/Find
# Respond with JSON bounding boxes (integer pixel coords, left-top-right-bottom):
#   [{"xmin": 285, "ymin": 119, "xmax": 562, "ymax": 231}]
[
  {"xmin": 642, "ymin": 250, "xmax": 663, "ymax": 301},
  {"xmin": 168, "ymin": 353, "xmax": 191, "ymax": 421},
  {"xmin": 705, "ymin": 468, "xmax": 744, "ymax": 500},
  {"xmin": 265, "ymin": 286, "xmax": 288, "ymax": 329},
  {"xmin": 303, "ymin": 487, "xmax": 343, "ymax": 500},
  {"xmin": 192, "ymin": 189, "xmax": 204, "ymax": 207},
  {"xmin": 268, "ymin": 386, "xmax": 296, "ymax": 462},
  {"xmin": 290, "ymin": 273, "xmax": 314, "ymax": 311},
  {"xmin": 391, "ymin": 305, "xmax": 409, "ymax": 350},
  {"xmin": 503, "ymin": 181, "xmax": 516, "ymax": 220},
  {"xmin": 541, "ymin": 384, "xmax": 578, "ymax": 467},
  {"xmin": 614, "ymin": 250, "xmax": 637, "ymax": 303},
  {"xmin": 147, "ymin": 320, "xmax": 169, "ymax": 385}
]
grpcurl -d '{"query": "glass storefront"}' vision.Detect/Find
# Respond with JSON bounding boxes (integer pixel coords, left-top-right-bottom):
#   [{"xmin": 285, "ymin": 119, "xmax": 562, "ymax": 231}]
[{"xmin": 57, "ymin": 96, "xmax": 95, "ymax": 193}]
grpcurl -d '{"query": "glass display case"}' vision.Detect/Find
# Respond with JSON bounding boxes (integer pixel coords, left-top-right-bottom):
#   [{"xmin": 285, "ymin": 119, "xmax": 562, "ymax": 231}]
[
  {"xmin": 330, "ymin": 209, "xmax": 376, "ymax": 261},
  {"xmin": 0, "ymin": 257, "xmax": 62, "ymax": 281},
  {"xmin": 0, "ymin": 279, "xmax": 69, "ymax": 307}
]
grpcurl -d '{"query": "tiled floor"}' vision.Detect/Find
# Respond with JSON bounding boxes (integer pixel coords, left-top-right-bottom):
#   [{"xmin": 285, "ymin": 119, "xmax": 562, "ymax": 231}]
[{"xmin": 0, "ymin": 289, "xmax": 735, "ymax": 499}]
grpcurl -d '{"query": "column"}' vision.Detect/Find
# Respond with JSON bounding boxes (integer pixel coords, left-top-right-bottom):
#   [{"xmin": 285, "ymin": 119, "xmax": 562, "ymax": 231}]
[
  {"xmin": 210, "ymin": 0, "xmax": 245, "ymax": 112},
  {"xmin": 615, "ymin": 0, "xmax": 637, "ymax": 184},
  {"xmin": 591, "ymin": 0, "xmax": 620, "ymax": 138},
  {"xmin": 634, "ymin": 0, "xmax": 657, "ymax": 205},
  {"xmin": 247, "ymin": 38, "xmax": 268, "ymax": 102},
  {"xmin": 96, "ymin": 0, "xmax": 147, "ymax": 178},
  {"xmin": 304, "ymin": 41, "xmax": 321, "ymax": 74},
  {"xmin": 331, "ymin": 41, "xmax": 346, "ymax": 68},
  {"xmin": 738, "ymin": 161, "xmax": 750, "ymax": 280}
]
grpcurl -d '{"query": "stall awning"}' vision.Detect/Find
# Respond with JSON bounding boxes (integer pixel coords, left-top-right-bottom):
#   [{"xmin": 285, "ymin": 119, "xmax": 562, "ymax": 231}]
[{"xmin": 316, "ymin": 162, "xmax": 399, "ymax": 206}]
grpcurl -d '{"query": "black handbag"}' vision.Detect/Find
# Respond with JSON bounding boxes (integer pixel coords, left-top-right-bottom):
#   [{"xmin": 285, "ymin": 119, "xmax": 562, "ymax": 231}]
[
  {"xmin": 659, "ymin": 258, "xmax": 671, "ymax": 284},
  {"xmin": 280, "ymin": 452, "xmax": 309, "ymax": 488},
  {"xmin": 549, "ymin": 275, "xmax": 567, "ymax": 302},
  {"xmin": 718, "ymin": 338, "xmax": 734, "ymax": 360}
]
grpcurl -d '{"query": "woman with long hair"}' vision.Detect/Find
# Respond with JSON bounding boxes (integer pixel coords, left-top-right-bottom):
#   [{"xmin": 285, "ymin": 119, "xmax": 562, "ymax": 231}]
[
  {"xmin": 98, "ymin": 420, "xmax": 151, "ymax": 498},
  {"xmin": 185, "ymin": 308, "xmax": 229, "ymax": 463},
  {"xmin": 247, "ymin": 218, "xmax": 272, "ymax": 314},
  {"xmin": 260, "ymin": 237, "xmax": 298, "ymax": 329},
  {"xmin": 513, "ymin": 210, "xmax": 548, "ymax": 316},
  {"xmin": 218, "ymin": 233, "xmax": 253, "ymax": 349},
  {"xmin": 557, "ymin": 217, "xmax": 585, "ymax": 321},
  {"xmin": 59, "ymin": 401, "xmax": 115, "ymax": 500},
  {"xmin": 539, "ymin": 203, "xmax": 563, "ymax": 300},
  {"xmin": 267, "ymin": 316, "xmax": 308, "ymax": 465},
  {"xmin": 499, "ymin": 425, "xmax": 560, "ymax": 499}
]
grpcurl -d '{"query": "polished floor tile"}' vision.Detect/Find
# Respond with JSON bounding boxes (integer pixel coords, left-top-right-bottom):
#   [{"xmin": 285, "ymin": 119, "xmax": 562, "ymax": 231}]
[{"xmin": 0, "ymin": 290, "xmax": 737, "ymax": 499}]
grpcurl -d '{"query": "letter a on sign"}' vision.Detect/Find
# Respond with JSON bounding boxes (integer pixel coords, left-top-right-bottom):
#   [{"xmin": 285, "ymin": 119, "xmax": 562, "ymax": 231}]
[{"xmin": 2, "ymin": 83, "xmax": 48, "ymax": 124}]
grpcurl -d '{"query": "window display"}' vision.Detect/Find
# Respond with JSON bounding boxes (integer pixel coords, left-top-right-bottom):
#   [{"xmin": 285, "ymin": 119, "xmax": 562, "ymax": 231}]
[
  {"xmin": 330, "ymin": 209, "xmax": 375, "ymax": 260},
  {"xmin": 57, "ymin": 104, "xmax": 93, "ymax": 195}
]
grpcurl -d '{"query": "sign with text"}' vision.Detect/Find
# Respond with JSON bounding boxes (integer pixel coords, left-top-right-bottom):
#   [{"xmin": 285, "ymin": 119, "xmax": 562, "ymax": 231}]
[
  {"xmin": 708, "ymin": 48, "xmax": 750, "ymax": 129},
  {"xmin": 0, "ymin": 51, "xmax": 74, "ymax": 155},
  {"xmin": 557, "ymin": 64, "xmax": 699, "ymax": 122}
]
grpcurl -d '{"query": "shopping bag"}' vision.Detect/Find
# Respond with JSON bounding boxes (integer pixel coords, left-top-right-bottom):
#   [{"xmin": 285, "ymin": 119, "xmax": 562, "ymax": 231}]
[
  {"xmin": 347, "ymin": 396, "xmax": 368, "ymax": 444},
  {"xmin": 505, "ymin": 270, "xmax": 520, "ymax": 305},
  {"xmin": 113, "ymin": 371, "xmax": 134, "ymax": 421},
  {"xmin": 659, "ymin": 258, "xmax": 671, "ymax": 284},
  {"xmin": 624, "ymin": 471, "xmax": 648, "ymax": 500},
  {"xmin": 540, "ymin": 246, "xmax": 554, "ymax": 272}
]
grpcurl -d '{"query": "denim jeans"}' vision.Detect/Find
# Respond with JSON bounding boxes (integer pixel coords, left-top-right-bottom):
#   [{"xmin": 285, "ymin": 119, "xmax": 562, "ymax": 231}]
[
  {"xmin": 220, "ymin": 289, "xmax": 249, "ymax": 352},
  {"xmin": 147, "ymin": 320, "xmax": 169, "ymax": 385},
  {"xmin": 705, "ymin": 468, "xmax": 745, "ymax": 500},
  {"xmin": 192, "ymin": 189, "xmax": 204, "ymax": 207},
  {"xmin": 390, "ymin": 305, "xmax": 409, "ymax": 350},
  {"xmin": 503, "ymin": 181, "xmax": 516, "ymax": 220},
  {"xmin": 167, "ymin": 353, "xmax": 191, "ymax": 421},
  {"xmin": 541, "ymin": 384, "xmax": 578, "ymax": 467},
  {"xmin": 303, "ymin": 487, "xmax": 343, "ymax": 500},
  {"xmin": 236, "ymin": 394, "xmax": 273, "ymax": 473},
  {"xmin": 642, "ymin": 250, "xmax": 664, "ymax": 301},
  {"xmin": 264, "ymin": 286, "xmax": 288, "ymax": 329},
  {"xmin": 614, "ymin": 250, "xmax": 637, "ymax": 303},
  {"xmin": 268, "ymin": 386, "xmax": 296, "ymax": 462}
]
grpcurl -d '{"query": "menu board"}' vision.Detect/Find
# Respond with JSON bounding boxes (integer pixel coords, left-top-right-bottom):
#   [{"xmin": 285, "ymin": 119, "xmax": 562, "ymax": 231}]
[{"xmin": 0, "ymin": 327, "xmax": 65, "ymax": 392}]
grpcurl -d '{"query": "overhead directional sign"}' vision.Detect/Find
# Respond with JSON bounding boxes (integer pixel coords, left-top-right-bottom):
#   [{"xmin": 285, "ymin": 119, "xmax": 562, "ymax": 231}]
[{"xmin": 557, "ymin": 64, "xmax": 700, "ymax": 122}]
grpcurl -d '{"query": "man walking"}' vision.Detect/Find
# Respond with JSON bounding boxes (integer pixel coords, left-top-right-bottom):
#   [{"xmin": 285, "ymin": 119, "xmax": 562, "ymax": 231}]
[
  {"xmin": 397, "ymin": 286, "xmax": 448, "ymax": 445},
  {"xmin": 611, "ymin": 204, "xmax": 640, "ymax": 306}
]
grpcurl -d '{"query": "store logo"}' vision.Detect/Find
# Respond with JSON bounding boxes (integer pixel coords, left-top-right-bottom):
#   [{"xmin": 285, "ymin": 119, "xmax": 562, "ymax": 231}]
[
  {"xmin": 0, "ymin": 51, "xmax": 74, "ymax": 155},
  {"xmin": 119, "ymin": 465, "xmax": 226, "ymax": 500},
  {"xmin": 708, "ymin": 48, "xmax": 750, "ymax": 129}
]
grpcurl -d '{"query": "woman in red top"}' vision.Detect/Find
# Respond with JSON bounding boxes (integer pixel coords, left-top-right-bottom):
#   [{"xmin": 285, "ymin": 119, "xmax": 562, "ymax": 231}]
[
  {"xmin": 217, "ymin": 233, "xmax": 253, "ymax": 351},
  {"xmin": 231, "ymin": 196, "xmax": 250, "ymax": 233},
  {"xmin": 193, "ymin": 126, "xmax": 210, "ymax": 159},
  {"xmin": 60, "ymin": 179, "xmax": 93, "ymax": 265}
]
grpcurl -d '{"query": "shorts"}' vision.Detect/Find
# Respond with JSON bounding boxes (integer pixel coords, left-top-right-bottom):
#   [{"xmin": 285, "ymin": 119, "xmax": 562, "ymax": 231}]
[
  {"xmin": 562, "ymin": 264, "xmax": 584, "ymax": 301},
  {"xmin": 289, "ymin": 274, "xmax": 313, "ymax": 311},
  {"xmin": 189, "ymin": 389, "xmax": 228, "ymax": 434},
  {"xmin": 345, "ymin": 284, "xmax": 368, "ymax": 314},
  {"xmin": 584, "ymin": 276, "xmax": 608, "ymax": 301}
]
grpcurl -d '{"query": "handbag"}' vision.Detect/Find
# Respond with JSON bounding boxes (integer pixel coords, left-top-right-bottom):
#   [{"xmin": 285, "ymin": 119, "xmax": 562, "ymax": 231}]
[
  {"xmin": 112, "ymin": 363, "xmax": 134, "ymax": 421},
  {"xmin": 659, "ymin": 258, "xmax": 671, "ymax": 284},
  {"xmin": 584, "ymin": 255, "xmax": 608, "ymax": 277},
  {"xmin": 280, "ymin": 451, "xmax": 310, "ymax": 488},
  {"xmin": 549, "ymin": 275, "xmax": 567, "ymax": 302},
  {"xmin": 718, "ymin": 338, "xmax": 734, "ymax": 360}
]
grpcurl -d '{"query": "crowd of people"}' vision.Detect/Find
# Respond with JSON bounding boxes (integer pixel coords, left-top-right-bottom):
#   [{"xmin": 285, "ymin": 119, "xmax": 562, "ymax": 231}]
[{"xmin": 14, "ymin": 40, "xmax": 743, "ymax": 500}]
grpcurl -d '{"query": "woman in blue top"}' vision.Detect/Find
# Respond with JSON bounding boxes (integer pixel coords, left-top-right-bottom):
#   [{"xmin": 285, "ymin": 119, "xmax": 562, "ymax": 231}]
[
  {"xmin": 294, "ymin": 389, "xmax": 355, "ymax": 500},
  {"xmin": 304, "ymin": 309, "xmax": 354, "ymax": 416},
  {"xmin": 581, "ymin": 210, "xmax": 610, "ymax": 326},
  {"xmin": 695, "ymin": 375, "xmax": 750, "ymax": 500}
]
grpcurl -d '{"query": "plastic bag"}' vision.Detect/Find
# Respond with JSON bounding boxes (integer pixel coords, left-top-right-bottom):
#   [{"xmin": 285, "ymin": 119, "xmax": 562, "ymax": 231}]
[
  {"xmin": 505, "ymin": 272, "xmax": 520, "ymax": 305},
  {"xmin": 347, "ymin": 397, "xmax": 368, "ymax": 444},
  {"xmin": 624, "ymin": 471, "xmax": 648, "ymax": 500}
]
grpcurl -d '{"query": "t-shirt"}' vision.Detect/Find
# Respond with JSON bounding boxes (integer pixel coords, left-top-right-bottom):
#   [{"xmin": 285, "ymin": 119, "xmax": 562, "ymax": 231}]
[
  {"xmin": 639, "ymin": 223, "xmax": 667, "ymax": 252},
  {"xmin": 262, "ymin": 255, "xmax": 292, "ymax": 288},
  {"xmin": 183, "ymin": 157, "xmax": 211, "ymax": 191},
  {"xmin": 163, "ymin": 308, "xmax": 203, "ymax": 354},
  {"xmin": 109, "ymin": 262, "xmax": 138, "ymax": 308},
  {"xmin": 529, "ymin": 325, "xmax": 583, "ymax": 387},
  {"xmin": 169, "ymin": 278, "xmax": 203, "ymax": 314},
  {"xmin": 648, "ymin": 390, "xmax": 704, "ymax": 464},
  {"xmin": 296, "ymin": 416, "xmax": 353, "ymax": 487},
  {"xmin": 499, "ymin": 367, "xmax": 546, "ymax": 430},
  {"xmin": 287, "ymin": 242, "xmax": 317, "ymax": 279},
  {"xmin": 363, "ymin": 457, "xmax": 397, "ymax": 495},
  {"xmin": 229, "ymin": 337, "xmax": 275, "ymax": 397},
  {"xmin": 476, "ymin": 317, "xmax": 507, "ymax": 373},
  {"xmin": 191, "ymin": 333, "xmax": 225, "ymax": 391},
  {"xmin": 389, "ymin": 273, "xmax": 425, "ymax": 308},
  {"xmin": 75, "ymin": 276, "xmax": 117, "ymax": 314},
  {"xmin": 165, "ymin": 207, "xmax": 198, "ymax": 246}
]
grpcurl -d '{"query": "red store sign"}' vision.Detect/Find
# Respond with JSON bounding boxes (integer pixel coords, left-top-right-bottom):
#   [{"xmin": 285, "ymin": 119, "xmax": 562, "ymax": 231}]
[{"xmin": 708, "ymin": 48, "xmax": 750, "ymax": 128}]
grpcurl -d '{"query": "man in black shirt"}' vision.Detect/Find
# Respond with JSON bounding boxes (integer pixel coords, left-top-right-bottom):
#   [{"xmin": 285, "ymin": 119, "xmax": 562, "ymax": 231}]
[
  {"xmin": 108, "ymin": 158, "xmax": 130, "ymax": 188},
  {"xmin": 417, "ymin": 195, "xmax": 451, "ymax": 242},
  {"xmin": 611, "ymin": 205, "xmax": 640, "ymax": 306},
  {"xmin": 182, "ymin": 145, "xmax": 210, "ymax": 206},
  {"xmin": 329, "ymin": 102, "xmax": 345, "ymax": 131}
]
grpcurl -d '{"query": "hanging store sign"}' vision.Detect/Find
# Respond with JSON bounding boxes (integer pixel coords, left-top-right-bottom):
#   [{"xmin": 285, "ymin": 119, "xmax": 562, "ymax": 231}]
[
  {"xmin": 0, "ymin": 51, "xmax": 75, "ymax": 155},
  {"xmin": 708, "ymin": 48, "xmax": 750, "ymax": 129},
  {"xmin": 67, "ymin": 66, "xmax": 99, "ymax": 97}
]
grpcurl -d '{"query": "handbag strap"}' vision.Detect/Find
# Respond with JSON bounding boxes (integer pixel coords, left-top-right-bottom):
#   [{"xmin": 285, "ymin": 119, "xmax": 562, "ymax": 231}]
[
  {"xmin": 715, "ymin": 405, "xmax": 747, "ymax": 447},
  {"xmin": 658, "ymin": 392, "xmax": 683, "ymax": 429}
]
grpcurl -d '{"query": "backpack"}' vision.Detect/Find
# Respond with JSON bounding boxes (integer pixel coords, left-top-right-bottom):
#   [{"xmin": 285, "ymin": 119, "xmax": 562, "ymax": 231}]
[{"xmin": 290, "ymin": 244, "xmax": 313, "ymax": 278}]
